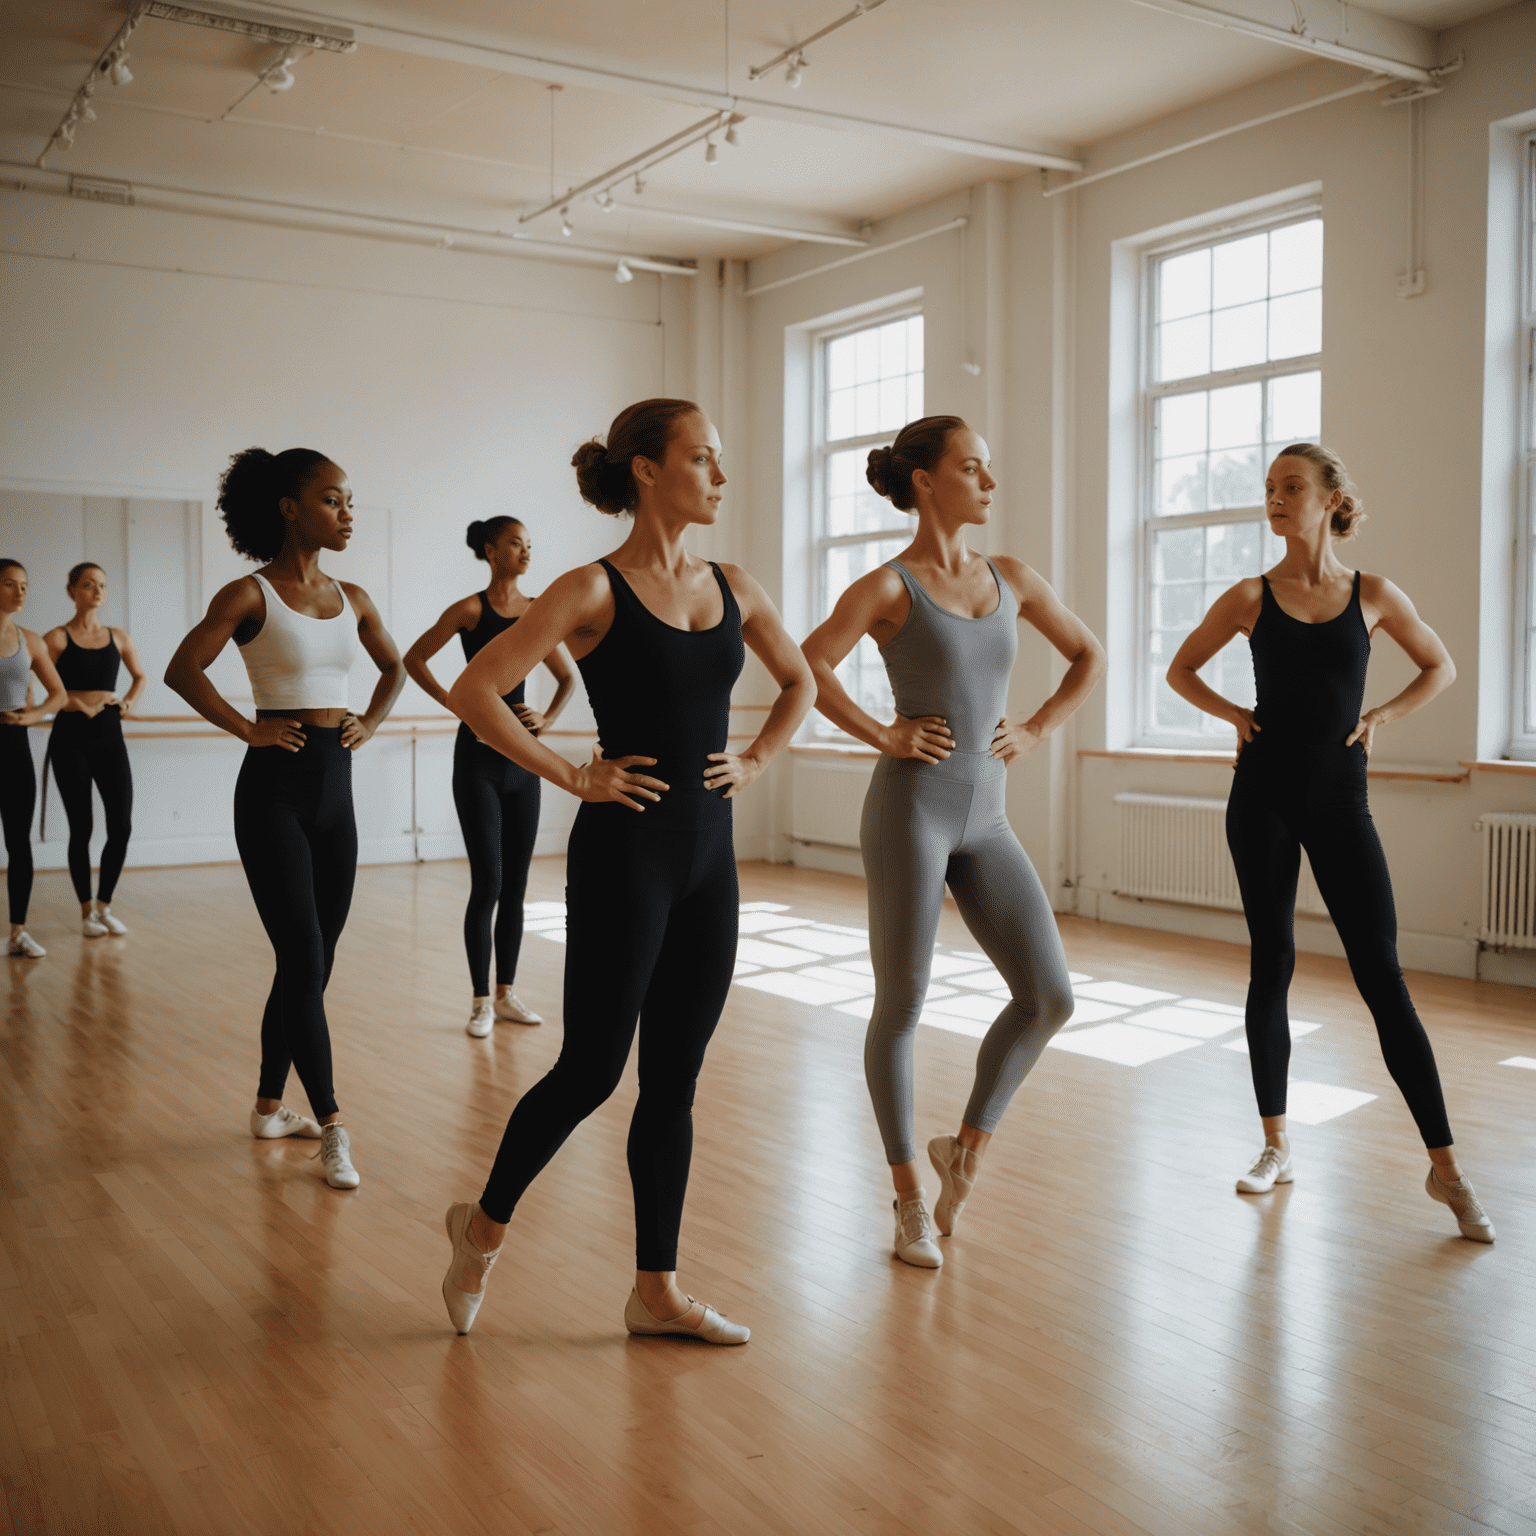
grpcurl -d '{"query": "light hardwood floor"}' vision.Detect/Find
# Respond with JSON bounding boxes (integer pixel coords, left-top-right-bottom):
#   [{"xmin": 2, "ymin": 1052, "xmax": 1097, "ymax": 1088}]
[{"xmin": 3, "ymin": 856, "xmax": 1534, "ymax": 1536}]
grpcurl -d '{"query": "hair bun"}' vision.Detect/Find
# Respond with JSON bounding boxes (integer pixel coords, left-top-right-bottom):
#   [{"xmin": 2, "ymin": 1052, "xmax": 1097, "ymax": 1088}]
[
  {"xmin": 865, "ymin": 445, "xmax": 894, "ymax": 498},
  {"xmin": 465, "ymin": 519, "xmax": 487, "ymax": 556}
]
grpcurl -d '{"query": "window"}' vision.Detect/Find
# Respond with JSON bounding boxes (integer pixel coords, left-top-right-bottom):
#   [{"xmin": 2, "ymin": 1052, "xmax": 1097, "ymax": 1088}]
[
  {"xmin": 1140, "ymin": 211, "xmax": 1324, "ymax": 745},
  {"xmin": 1514, "ymin": 135, "xmax": 1536, "ymax": 758},
  {"xmin": 811, "ymin": 310, "xmax": 924, "ymax": 735}
]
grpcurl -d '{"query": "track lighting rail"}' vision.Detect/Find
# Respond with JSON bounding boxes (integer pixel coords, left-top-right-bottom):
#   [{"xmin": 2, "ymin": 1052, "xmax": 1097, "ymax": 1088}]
[{"xmin": 747, "ymin": 0, "xmax": 891, "ymax": 83}]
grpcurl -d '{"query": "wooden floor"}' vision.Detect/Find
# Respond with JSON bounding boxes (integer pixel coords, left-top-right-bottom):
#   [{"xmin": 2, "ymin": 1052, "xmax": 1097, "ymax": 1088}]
[{"xmin": 2, "ymin": 856, "xmax": 1534, "ymax": 1536}]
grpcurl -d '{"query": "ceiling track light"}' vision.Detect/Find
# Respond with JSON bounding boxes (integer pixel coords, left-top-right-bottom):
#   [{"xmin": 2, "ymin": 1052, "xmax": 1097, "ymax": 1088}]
[
  {"xmin": 130, "ymin": 1, "xmax": 356, "ymax": 54},
  {"xmin": 746, "ymin": 0, "xmax": 889, "ymax": 87},
  {"xmin": 263, "ymin": 51, "xmax": 300, "ymax": 93},
  {"xmin": 704, "ymin": 137, "xmax": 718, "ymax": 164},
  {"xmin": 560, "ymin": 207, "xmax": 573, "ymax": 237},
  {"xmin": 634, "ymin": 174, "xmax": 645, "ymax": 195},
  {"xmin": 615, "ymin": 259, "xmax": 634, "ymax": 283},
  {"xmin": 724, "ymin": 121, "xmax": 741, "ymax": 147}
]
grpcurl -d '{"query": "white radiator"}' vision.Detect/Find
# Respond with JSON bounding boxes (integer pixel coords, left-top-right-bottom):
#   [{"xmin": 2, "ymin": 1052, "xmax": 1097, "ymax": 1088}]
[
  {"xmin": 1114, "ymin": 793, "xmax": 1327, "ymax": 916},
  {"xmin": 1476, "ymin": 813, "xmax": 1536, "ymax": 950}
]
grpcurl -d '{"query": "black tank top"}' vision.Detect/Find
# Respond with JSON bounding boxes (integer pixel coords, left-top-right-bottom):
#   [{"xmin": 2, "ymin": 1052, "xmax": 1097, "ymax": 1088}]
[
  {"xmin": 459, "ymin": 591, "xmax": 526, "ymax": 711},
  {"xmin": 55, "ymin": 631, "xmax": 121, "ymax": 692},
  {"xmin": 577, "ymin": 559, "xmax": 744, "ymax": 826},
  {"xmin": 1248, "ymin": 572, "xmax": 1369, "ymax": 751}
]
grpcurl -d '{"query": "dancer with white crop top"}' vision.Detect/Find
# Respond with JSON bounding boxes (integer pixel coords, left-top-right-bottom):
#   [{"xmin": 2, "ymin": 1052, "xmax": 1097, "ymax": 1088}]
[{"xmin": 166, "ymin": 449, "xmax": 405, "ymax": 1188}]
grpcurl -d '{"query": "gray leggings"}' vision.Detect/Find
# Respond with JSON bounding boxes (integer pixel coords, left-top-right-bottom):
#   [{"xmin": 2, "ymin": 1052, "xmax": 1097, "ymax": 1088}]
[{"xmin": 861, "ymin": 755, "xmax": 1075, "ymax": 1165}]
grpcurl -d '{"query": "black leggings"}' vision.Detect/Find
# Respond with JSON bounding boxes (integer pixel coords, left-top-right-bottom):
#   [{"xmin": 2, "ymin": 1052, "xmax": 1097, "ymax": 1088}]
[
  {"xmin": 480, "ymin": 798, "xmax": 738, "ymax": 1271},
  {"xmin": 233, "ymin": 728, "xmax": 356, "ymax": 1119},
  {"xmin": 1, "ymin": 723, "xmax": 36, "ymax": 924},
  {"xmin": 1226, "ymin": 753, "xmax": 1452, "ymax": 1148},
  {"xmin": 50, "ymin": 708, "xmax": 133, "ymax": 904},
  {"xmin": 452, "ymin": 730, "xmax": 541, "ymax": 996}
]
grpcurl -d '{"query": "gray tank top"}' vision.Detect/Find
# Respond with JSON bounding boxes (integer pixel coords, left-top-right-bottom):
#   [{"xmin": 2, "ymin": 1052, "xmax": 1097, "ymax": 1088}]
[
  {"xmin": 878, "ymin": 557, "xmax": 1018, "ymax": 771},
  {"xmin": 0, "ymin": 628, "xmax": 30, "ymax": 712}
]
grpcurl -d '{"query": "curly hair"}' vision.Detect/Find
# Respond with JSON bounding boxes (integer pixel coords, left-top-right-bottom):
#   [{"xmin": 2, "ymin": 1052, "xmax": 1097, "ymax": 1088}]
[
  {"xmin": 216, "ymin": 447, "xmax": 333, "ymax": 562},
  {"xmin": 865, "ymin": 415, "xmax": 968, "ymax": 512},
  {"xmin": 571, "ymin": 398, "xmax": 702, "ymax": 516}
]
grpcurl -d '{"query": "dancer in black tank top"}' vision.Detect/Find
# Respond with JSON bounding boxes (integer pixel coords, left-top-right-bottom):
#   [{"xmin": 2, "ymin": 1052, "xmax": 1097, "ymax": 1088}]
[
  {"xmin": 404, "ymin": 517, "xmax": 574, "ymax": 1036},
  {"xmin": 437, "ymin": 399, "xmax": 814, "ymax": 1343},
  {"xmin": 43, "ymin": 562, "xmax": 147, "ymax": 936},
  {"xmin": 1169, "ymin": 444, "xmax": 1494, "ymax": 1243}
]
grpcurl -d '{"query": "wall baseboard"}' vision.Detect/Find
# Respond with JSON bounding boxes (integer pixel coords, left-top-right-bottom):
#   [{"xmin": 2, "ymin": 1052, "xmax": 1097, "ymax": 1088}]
[
  {"xmin": 789, "ymin": 842, "xmax": 865, "ymax": 880},
  {"xmin": 1475, "ymin": 948, "xmax": 1536, "ymax": 990}
]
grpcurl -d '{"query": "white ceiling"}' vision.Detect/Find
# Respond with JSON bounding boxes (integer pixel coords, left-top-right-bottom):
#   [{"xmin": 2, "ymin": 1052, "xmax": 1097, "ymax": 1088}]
[{"xmin": 0, "ymin": 0, "xmax": 1512, "ymax": 265}]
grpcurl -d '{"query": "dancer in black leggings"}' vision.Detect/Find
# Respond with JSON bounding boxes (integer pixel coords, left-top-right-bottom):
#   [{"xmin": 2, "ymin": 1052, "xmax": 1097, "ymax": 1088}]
[
  {"xmin": 404, "ymin": 517, "xmax": 574, "ymax": 1037},
  {"xmin": 44, "ymin": 563, "xmax": 147, "ymax": 937},
  {"xmin": 439, "ymin": 399, "xmax": 813, "ymax": 1342},
  {"xmin": 1, "ymin": 559, "xmax": 67, "ymax": 959},
  {"xmin": 1168, "ymin": 443, "xmax": 1494, "ymax": 1242},
  {"xmin": 166, "ymin": 448, "xmax": 404, "ymax": 1189}
]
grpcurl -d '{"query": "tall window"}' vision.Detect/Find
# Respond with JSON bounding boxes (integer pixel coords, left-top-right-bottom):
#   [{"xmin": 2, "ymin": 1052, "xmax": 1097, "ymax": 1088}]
[
  {"xmin": 1141, "ymin": 210, "xmax": 1324, "ymax": 745},
  {"xmin": 812, "ymin": 310, "xmax": 924, "ymax": 736},
  {"xmin": 1515, "ymin": 134, "xmax": 1536, "ymax": 759}
]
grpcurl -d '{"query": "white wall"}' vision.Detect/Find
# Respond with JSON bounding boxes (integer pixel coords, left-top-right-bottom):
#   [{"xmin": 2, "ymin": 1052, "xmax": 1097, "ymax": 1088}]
[
  {"xmin": 0, "ymin": 190, "xmax": 696, "ymax": 874},
  {"xmin": 741, "ymin": 3, "xmax": 1536, "ymax": 985}
]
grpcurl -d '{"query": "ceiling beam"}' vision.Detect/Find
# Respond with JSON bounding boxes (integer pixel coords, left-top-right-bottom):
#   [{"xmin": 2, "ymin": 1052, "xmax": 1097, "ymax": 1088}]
[
  {"xmin": 246, "ymin": 3, "xmax": 1084, "ymax": 171},
  {"xmin": 1128, "ymin": 0, "xmax": 1438, "ymax": 83}
]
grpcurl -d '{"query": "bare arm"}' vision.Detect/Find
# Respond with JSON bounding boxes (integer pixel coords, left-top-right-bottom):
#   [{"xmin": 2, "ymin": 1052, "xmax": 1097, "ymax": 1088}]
[
  {"xmin": 338, "ymin": 582, "xmax": 406, "ymax": 749},
  {"xmin": 0, "ymin": 631, "xmax": 66, "ymax": 726},
  {"xmin": 402, "ymin": 595, "xmax": 480, "ymax": 711},
  {"xmin": 163, "ymin": 578, "xmax": 305, "ymax": 751},
  {"xmin": 800, "ymin": 568, "xmax": 955, "ymax": 761},
  {"xmin": 1166, "ymin": 580, "xmax": 1264, "ymax": 745},
  {"xmin": 703, "ymin": 565, "xmax": 816, "ymax": 798},
  {"xmin": 1346, "ymin": 575, "xmax": 1455, "ymax": 756},
  {"xmin": 990, "ymin": 557, "xmax": 1106, "ymax": 762},
  {"xmin": 447, "ymin": 565, "xmax": 667, "ymax": 812},
  {"xmin": 43, "ymin": 628, "xmax": 90, "ymax": 714},
  {"xmin": 113, "ymin": 628, "xmax": 148, "ymax": 714}
]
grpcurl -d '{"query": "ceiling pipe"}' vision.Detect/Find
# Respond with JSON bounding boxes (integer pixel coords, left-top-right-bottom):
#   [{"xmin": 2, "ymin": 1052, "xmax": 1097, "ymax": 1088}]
[
  {"xmin": 743, "ymin": 215, "xmax": 966, "ymax": 298},
  {"xmin": 247, "ymin": 4, "xmax": 1084, "ymax": 171},
  {"xmin": 747, "ymin": 0, "xmax": 891, "ymax": 83}
]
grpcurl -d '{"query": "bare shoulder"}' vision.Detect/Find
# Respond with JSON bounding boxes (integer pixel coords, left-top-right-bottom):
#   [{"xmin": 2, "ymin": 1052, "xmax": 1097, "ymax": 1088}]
[
  {"xmin": 714, "ymin": 560, "xmax": 773, "ymax": 613},
  {"xmin": 210, "ymin": 573, "xmax": 264, "ymax": 616},
  {"xmin": 990, "ymin": 554, "xmax": 1050, "ymax": 603},
  {"xmin": 1218, "ymin": 576, "xmax": 1264, "ymax": 610},
  {"xmin": 41, "ymin": 624, "xmax": 66, "ymax": 648},
  {"xmin": 1358, "ymin": 570, "xmax": 1411, "ymax": 610}
]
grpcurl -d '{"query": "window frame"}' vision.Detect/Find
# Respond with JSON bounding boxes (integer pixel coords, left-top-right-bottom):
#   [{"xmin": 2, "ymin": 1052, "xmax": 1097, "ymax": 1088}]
[
  {"xmin": 1511, "ymin": 133, "xmax": 1536, "ymax": 760},
  {"xmin": 1134, "ymin": 199, "xmax": 1324, "ymax": 749},
  {"xmin": 807, "ymin": 302, "xmax": 924, "ymax": 739}
]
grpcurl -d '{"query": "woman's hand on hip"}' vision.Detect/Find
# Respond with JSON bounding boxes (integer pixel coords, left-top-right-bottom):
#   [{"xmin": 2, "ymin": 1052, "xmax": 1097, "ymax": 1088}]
[
  {"xmin": 1344, "ymin": 708, "xmax": 1382, "ymax": 758},
  {"xmin": 704, "ymin": 750, "xmax": 763, "ymax": 799},
  {"xmin": 513, "ymin": 704, "xmax": 547, "ymax": 735},
  {"xmin": 340, "ymin": 711, "xmax": 375, "ymax": 751},
  {"xmin": 989, "ymin": 717, "xmax": 1044, "ymax": 765},
  {"xmin": 574, "ymin": 745, "xmax": 668, "ymax": 811},
  {"xmin": 246, "ymin": 716, "xmax": 306, "ymax": 751},
  {"xmin": 881, "ymin": 714, "xmax": 954, "ymax": 763}
]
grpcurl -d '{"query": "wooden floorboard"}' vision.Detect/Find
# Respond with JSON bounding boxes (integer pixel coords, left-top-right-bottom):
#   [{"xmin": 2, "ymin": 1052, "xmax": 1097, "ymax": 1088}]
[{"xmin": 2, "ymin": 855, "xmax": 1533, "ymax": 1535}]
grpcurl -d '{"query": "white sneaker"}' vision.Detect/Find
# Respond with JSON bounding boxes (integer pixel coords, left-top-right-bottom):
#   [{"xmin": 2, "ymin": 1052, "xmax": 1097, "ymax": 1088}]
[
  {"xmin": 250, "ymin": 1104, "xmax": 322, "ymax": 1139},
  {"xmin": 7, "ymin": 931, "xmax": 45, "ymax": 958},
  {"xmin": 1425, "ymin": 1167, "xmax": 1495, "ymax": 1243},
  {"xmin": 893, "ymin": 1193, "xmax": 943, "ymax": 1268},
  {"xmin": 1237, "ymin": 1145, "xmax": 1294, "ymax": 1193},
  {"xmin": 494, "ymin": 993, "xmax": 542, "ymax": 1024},
  {"xmin": 466, "ymin": 1002, "xmax": 494, "ymax": 1038},
  {"xmin": 927, "ymin": 1134, "xmax": 980, "ymax": 1236},
  {"xmin": 82, "ymin": 913, "xmax": 110, "ymax": 938},
  {"xmin": 320, "ymin": 1124, "xmax": 360, "ymax": 1189},
  {"xmin": 95, "ymin": 906, "xmax": 128, "ymax": 935}
]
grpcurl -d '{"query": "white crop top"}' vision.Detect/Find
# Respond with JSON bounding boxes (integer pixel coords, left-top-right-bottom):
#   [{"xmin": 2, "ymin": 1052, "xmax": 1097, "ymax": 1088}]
[{"xmin": 239, "ymin": 572, "xmax": 359, "ymax": 710}]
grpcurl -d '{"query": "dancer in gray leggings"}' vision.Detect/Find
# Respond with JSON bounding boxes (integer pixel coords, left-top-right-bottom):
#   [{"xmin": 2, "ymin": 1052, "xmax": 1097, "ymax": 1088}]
[{"xmin": 802, "ymin": 416, "xmax": 1105, "ymax": 1268}]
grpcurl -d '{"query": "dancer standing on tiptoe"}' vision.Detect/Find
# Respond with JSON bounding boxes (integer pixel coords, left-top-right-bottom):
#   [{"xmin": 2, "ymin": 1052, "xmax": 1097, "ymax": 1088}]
[
  {"xmin": 43, "ymin": 563, "xmax": 147, "ymax": 938},
  {"xmin": 404, "ymin": 516, "xmax": 575, "ymax": 1038},
  {"xmin": 166, "ymin": 448, "xmax": 405, "ymax": 1189},
  {"xmin": 802, "ymin": 416, "xmax": 1105, "ymax": 1269},
  {"xmin": 1, "ymin": 559, "xmax": 67, "ymax": 958},
  {"xmin": 439, "ymin": 398, "xmax": 813, "ymax": 1343},
  {"xmin": 1168, "ymin": 443, "xmax": 1493, "ymax": 1242}
]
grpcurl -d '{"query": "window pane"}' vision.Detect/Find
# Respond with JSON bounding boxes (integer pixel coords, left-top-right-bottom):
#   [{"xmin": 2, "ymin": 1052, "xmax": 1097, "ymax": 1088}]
[
  {"xmin": 855, "ymin": 380, "xmax": 880, "ymax": 436},
  {"xmin": 879, "ymin": 320, "xmax": 907, "ymax": 378},
  {"xmin": 1206, "ymin": 520, "xmax": 1261, "ymax": 580},
  {"xmin": 1213, "ymin": 233, "xmax": 1267, "ymax": 309},
  {"xmin": 827, "ymin": 334, "xmax": 857, "ymax": 391},
  {"xmin": 1269, "ymin": 219, "xmax": 1323, "ymax": 296},
  {"xmin": 827, "ymin": 386, "xmax": 855, "ymax": 442},
  {"xmin": 878, "ymin": 376, "xmax": 907, "ymax": 434},
  {"xmin": 855, "ymin": 327, "xmax": 879, "ymax": 380},
  {"xmin": 1157, "ymin": 453, "xmax": 1208, "ymax": 515},
  {"xmin": 907, "ymin": 372, "xmax": 924, "ymax": 423},
  {"xmin": 1154, "ymin": 526, "xmax": 1204, "ymax": 583},
  {"xmin": 827, "ymin": 448, "xmax": 910, "ymax": 536},
  {"xmin": 1152, "ymin": 672, "xmax": 1202, "ymax": 734},
  {"xmin": 1268, "ymin": 370, "xmax": 1321, "ymax": 446},
  {"xmin": 1206, "ymin": 636, "xmax": 1255, "ymax": 711},
  {"xmin": 1157, "ymin": 391, "xmax": 1208, "ymax": 458},
  {"xmin": 1159, "ymin": 248, "xmax": 1210, "ymax": 321},
  {"xmin": 1212, "ymin": 300, "xmax": 1267, "ymax": 372},
  {"xmin": 1208, "ymin": 382, "xmax": 1261, "ymax": 450},
  {"xmin": 823, "ymin": 536, "xmax": 907, "ymax": 731},
  {"xmin": 1210, "ymin": 447, "xmax": 1262, "ymax": 509},
  {"xmin": 1155, "ymin": 583, "xmax": 1204, "ymax": 629},
  {"xmin": 1269, "ymin": 289, "xmax": 1322, "ymax": 360},
  {"xmin": 1158, "ymin": 314, "xmax": 1210, "ymax": 381}
]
